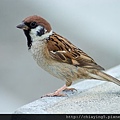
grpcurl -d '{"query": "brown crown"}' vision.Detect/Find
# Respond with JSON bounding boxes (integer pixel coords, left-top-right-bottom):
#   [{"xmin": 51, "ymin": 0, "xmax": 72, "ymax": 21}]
[{"xmin": 23, "ymin": 15, "xmax": 52, "ymax": 32}]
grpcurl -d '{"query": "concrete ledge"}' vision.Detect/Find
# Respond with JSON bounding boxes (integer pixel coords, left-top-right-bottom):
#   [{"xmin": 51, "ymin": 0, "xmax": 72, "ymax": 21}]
[{"xmin": 14, "ymin": 65, "xmax": 120, "ymax": 114}]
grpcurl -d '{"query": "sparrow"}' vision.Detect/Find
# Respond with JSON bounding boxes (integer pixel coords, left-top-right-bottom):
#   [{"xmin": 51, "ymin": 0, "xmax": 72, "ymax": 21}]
[{"xmin": 17, "ymin": 15, "xmax": 120, "ymax": 97}]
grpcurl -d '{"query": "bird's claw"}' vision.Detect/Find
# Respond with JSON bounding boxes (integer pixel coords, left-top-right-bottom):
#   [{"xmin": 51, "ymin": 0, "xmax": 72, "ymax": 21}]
[{"xmin": 63, "ymin": 87, "xmax": 77, "ymax": 92}]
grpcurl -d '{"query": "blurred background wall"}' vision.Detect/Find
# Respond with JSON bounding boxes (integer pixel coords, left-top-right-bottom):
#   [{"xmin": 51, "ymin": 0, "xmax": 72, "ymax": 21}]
[{"xmin": 0, "ymin": 0, "xmax": 120, "ymax": 113}]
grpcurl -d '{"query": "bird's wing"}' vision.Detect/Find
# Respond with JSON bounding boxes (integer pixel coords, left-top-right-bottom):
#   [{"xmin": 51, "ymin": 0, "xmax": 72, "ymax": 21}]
[{"xmin": 47, "ymin": 32, "xmax": 104, "ymax": 70}]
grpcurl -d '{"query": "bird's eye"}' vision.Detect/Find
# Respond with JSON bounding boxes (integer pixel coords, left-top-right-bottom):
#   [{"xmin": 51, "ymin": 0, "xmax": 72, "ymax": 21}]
[{"xmin": 30, "ymin": 22, "xmax": 37, "ymax": 28}]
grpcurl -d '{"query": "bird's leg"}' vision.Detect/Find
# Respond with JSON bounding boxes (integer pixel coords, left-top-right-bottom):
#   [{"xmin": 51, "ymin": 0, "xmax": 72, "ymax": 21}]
[
  {"xmin": 41, "ymin": 85, "xmax": 76, "ymax": 97},
  {"xmin": 63, "ymin": 80, "xmax": 77, "ymax": 91}
]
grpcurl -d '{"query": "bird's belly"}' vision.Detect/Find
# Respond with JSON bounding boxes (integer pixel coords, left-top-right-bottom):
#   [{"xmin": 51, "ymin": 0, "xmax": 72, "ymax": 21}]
[
  {"xmin": 46, "ymin": 63, "xmax": 80, "ymax": 81},
  {"xmin": 40, "ymin": 61, "xmax": 83, "ymax": 81},
  {"xmin": 35, "ymin": 55, "xmax": 86, "ymax": 81}
]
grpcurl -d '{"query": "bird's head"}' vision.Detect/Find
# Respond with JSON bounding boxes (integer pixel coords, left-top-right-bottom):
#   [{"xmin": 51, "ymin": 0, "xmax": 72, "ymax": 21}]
[{"xmin": 17, "ymin": 15, "xmax": 52, "ymax": 49}]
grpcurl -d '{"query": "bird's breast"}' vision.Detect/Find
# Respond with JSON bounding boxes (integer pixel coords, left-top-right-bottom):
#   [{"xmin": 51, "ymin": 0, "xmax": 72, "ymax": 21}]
[{"xmin": 30, "ymin": 40, "xmax": 51, "ymax": 69}]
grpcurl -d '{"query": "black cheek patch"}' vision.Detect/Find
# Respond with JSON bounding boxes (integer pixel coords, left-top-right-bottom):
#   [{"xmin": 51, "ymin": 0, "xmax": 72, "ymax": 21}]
[{"xmin": 37, "ymin": 27, "xmax": 45, "ymax": 36}]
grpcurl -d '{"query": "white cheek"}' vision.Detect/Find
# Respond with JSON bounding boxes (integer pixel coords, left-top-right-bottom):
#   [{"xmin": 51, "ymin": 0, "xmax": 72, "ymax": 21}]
[
  {"xmin": 30, "ymin": 25, "xmax": 53, "ymax": 42},
  {"xmin": 30, "ymin": 26, "xmax": 42, "ymax": 41}
]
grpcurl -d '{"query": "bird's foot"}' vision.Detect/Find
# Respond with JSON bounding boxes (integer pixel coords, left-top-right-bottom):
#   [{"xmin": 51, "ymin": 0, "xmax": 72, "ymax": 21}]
[
  {"xmin": 41, "ymin": 91, "xmax": 66, "ymax": 98},
  {"xmin": 41, "ymin": 85, "xmax": 68, "ymax": 97},
  {"xmin": 41, "ymin": 85, "xmax": 77, "ymax": 98}
]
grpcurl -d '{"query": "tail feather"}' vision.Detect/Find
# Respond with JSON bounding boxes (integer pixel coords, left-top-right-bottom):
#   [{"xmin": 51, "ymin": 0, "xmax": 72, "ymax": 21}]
[{"xmin": 96, "ymin": 71, "xmax": 120, "ymax": 86}]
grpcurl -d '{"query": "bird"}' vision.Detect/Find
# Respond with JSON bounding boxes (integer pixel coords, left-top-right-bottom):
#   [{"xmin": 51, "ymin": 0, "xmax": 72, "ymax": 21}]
[{"xmin": 17, "ymin": 15, "xmax": 120, "ymax": 97}]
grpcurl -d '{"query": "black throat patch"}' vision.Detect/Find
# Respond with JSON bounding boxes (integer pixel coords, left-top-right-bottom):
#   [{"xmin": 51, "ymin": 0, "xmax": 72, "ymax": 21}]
[{"xmin": 24, "ymin": 30, "xmax": 32, "ymax": 49}]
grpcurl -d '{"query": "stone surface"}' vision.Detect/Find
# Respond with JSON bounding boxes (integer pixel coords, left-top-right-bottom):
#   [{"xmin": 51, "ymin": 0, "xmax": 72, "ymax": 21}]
[{"xmin": 15, "ymin": 65, "xmax": 120, "ymax": 114}]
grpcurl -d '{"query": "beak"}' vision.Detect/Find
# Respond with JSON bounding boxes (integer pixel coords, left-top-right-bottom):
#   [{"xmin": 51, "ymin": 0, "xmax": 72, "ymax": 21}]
[{"xmin": 16, "ymin": 23, "xmax": 29, "ymax": 30}]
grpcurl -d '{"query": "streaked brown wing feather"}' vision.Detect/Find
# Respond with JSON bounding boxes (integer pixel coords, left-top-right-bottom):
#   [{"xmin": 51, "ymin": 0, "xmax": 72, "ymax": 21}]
[{"xmin": 47, "ymin": 32, "xmax": 104, "ymax": 70}]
